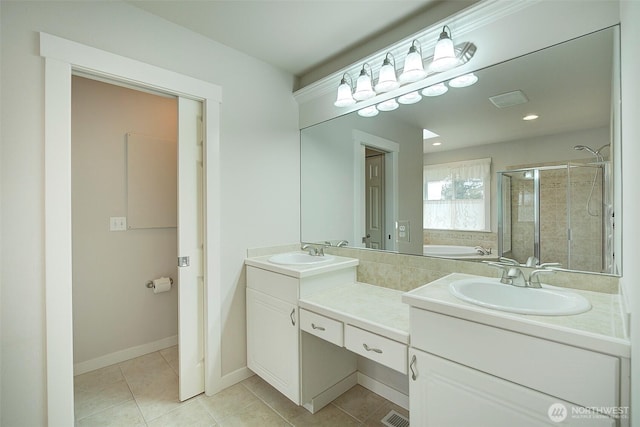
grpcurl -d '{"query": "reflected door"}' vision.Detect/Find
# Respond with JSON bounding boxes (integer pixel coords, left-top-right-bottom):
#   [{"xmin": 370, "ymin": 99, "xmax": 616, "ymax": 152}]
[{"xmin": 365, "ymin": 153, "xmax": 385, "ymax": 249}]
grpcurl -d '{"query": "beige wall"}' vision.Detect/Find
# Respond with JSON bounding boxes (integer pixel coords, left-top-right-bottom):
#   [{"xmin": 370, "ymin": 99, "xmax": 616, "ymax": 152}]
[
  {"xmin": 1, "ymin": 2, "xmax": 299, "ymax": 425},
  {"xmin": 71, "ymin": 76, "xmax": 178, "ymax": 367}
]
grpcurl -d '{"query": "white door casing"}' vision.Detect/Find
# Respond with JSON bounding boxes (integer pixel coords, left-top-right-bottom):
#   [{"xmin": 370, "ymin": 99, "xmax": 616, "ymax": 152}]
[
  {"xmin": 178, "ymin": 98, "xmax": 205, "ymax": 401},
  {"xmin": 41, "ymin": 33, "xmax": 222, "ymax": 426}
]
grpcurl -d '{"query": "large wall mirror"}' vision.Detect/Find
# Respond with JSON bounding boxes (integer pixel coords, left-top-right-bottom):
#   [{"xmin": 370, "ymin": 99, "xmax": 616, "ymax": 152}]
[{"xmin": 301, "ymin": 26, "xmax": 621, "ymax": 276}]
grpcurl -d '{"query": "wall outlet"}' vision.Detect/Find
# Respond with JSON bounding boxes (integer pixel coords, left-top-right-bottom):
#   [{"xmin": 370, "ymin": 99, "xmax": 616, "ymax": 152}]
[
  {"xmin": 397, "ymin": 220, "xmax": 410, "ymax": 243},
  {"xmin": 109, "ymin": 216, "xmax": 127, "ymax": 231}
]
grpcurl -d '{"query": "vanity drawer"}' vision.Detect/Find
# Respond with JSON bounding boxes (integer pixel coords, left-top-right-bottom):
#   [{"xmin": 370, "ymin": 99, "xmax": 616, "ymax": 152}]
[
  {"xmin": 345, "ymin": 325, "xmax": 407, "ymax": 374},
  {"xmin": 300, "ymin": 309, "xmax": 344, "ymax": 347}
]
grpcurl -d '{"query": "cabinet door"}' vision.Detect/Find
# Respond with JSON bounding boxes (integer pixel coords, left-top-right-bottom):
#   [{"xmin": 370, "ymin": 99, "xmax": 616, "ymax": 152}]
[
  {"xmin": 409, "ymin": 349, "xmax": 614, "ymax": 427},
  {"xmin": 247, "ymin": 288, "xmax": 300, "ymax": 404}
]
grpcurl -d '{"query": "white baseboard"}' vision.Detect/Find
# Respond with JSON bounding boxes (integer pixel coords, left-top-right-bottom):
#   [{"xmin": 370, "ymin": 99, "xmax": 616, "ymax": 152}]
[
  {"xmin": 73, "ymin": 335, "xmax": 178, "ymax": 376},
  {"xmin": 357, "ymin": 372, "xmax": 409, "ymax": 410}
]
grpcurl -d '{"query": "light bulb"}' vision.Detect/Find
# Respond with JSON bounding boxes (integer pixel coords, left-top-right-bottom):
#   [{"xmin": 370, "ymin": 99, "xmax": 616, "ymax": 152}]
[
  {"xmin": 358, "ymin": 105, "xmax": 379, "ymax": 117},
  {"xmin": 422, "ymin": 82, "xmax": 448, "ymax": 97},
  {"xmin": 353, "ymin": 65, "xmax": 375, "ymax": 101},
  {"xmin": 334, "ymin": 78, "xmax": 355, "ymax": 107},
  {"xmin": 375, "ymin": 59, "xmax": 399, "ymax": 93},
  {"xmin": 398, "ymin": 91, "xmax": 422, "ymax": 105},
  {"xmin": 430, "ymin": 26, "xmax": 459, "ymax": 73},
  {"xmin": 449, "ymin": 73, "xmax": 478, "ymax": 88},
  {"xmin": 399, "ymin": 41, "xmax": 427, "ymax": 84},
  {"xmin": 377, "ymin": 98, "xmax": 399, "ymax": 112}
]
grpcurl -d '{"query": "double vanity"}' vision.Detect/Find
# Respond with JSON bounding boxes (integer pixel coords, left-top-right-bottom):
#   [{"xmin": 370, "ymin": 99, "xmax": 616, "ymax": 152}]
[{"xmin": 245, "ymin": 250, "xmax": 630, "ymax": 426}]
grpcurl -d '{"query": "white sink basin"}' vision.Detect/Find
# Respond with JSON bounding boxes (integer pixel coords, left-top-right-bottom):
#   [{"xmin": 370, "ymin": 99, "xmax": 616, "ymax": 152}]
[
  {"xmin": 449, "ymin": 277, "xmax": 591, "ymax": 316},
  {"xmin": 268, "ymin": 252, "xmax": 334, "ymax": 266}
]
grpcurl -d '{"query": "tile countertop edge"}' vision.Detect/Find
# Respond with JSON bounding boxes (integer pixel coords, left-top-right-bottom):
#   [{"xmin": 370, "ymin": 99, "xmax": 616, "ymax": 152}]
[
  {"xmin": 402, "ymin": 281, "xmax": 631, "ymax": 359},
  {"xmin": 245, "ymin": 254, "xmax": 359, "ymax": 278}
]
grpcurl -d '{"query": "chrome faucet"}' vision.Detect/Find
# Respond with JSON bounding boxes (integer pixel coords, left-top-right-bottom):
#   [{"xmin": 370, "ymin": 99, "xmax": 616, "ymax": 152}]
[
  {"xmin": 301, "ymin": 244, "xmax": 319, "ymax": 256},
  {"xmin": 507, "ymin": 267, "xmax": 527, "ymax": 287},
  {"xmin": 336, "ymin": 240, "xmax": 349, "ymax": 247},
  {"xmin": 475, "ymin": 246, "xmax": 492, "ymax": 255}
]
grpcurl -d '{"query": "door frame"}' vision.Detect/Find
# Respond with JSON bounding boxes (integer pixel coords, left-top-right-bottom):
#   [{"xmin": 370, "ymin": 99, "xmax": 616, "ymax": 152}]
[
  {"xmin": 40, "ymin": 32, "xmax": 222, "ymax": 426},
  {"xmin": 353, "ymin": 130, "xmax": 399, "ymax": 251}
]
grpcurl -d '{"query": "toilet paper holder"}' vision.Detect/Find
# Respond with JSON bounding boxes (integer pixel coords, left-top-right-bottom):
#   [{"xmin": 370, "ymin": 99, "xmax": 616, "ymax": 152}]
[{"xmin": 146, "ymin": 277, "xmax": 174, "ymax": 289}]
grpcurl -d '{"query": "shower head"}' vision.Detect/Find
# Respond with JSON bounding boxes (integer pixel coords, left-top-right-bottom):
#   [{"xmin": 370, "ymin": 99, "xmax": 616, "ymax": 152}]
[
  {"xmin": 574, "ymin": 145, "xmax": 604, "ymax": 161},
  {"xmin": 574, "ymin": 145, "xmax": 598, "ymax": 156}
]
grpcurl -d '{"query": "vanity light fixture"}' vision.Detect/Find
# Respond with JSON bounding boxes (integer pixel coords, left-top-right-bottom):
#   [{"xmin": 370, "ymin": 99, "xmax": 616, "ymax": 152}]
[
  {"xmin": 523, "ymin": 114, "xmax": 539, "ymax": 121},
  {"xmin": 449, "ymin": 72, "xmax": 478, "ymax": 88},
  {"xmin": 375, "ymin": 53, "xmax": 400, "ymax": 93},
  {"xmin": 399, "ymin": 40, "xmax": 428, "ymax": 84},
  {"xmin": 398, "ymin": 91, "xmax": 422, "ymax": 105},
  {"xmin": 377, "ymin": 98, "xmax": 399, "ymax": 112},
  {"xmin": 333, "ymin": 73, "xmax": 356, "ymax": 107},
  {"xmin": 422, "ymin": 82, "xmax": 448, "ymax": 97},
  {"xmin": 353, "ymin": 63, "xmax": 376, "ymax": 101},
  {"xmin": 358, "ymin": 105, "xmax": 379, "ymax": 117},
  {"xmin": 430, "ymin": 26, "xmax": 459, "ymax": 73}
]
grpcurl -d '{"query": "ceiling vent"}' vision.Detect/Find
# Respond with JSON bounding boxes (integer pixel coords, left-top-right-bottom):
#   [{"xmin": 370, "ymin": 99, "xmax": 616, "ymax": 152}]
[{"xmin": 489, "ymin": 90, "xmax": 529, "ymax": 108}]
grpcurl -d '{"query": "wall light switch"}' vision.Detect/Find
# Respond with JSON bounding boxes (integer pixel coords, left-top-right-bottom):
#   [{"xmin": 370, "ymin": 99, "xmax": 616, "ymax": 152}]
[{"xmin": 109, "ymin": 216, "xmax": 127, "ymax": 231}]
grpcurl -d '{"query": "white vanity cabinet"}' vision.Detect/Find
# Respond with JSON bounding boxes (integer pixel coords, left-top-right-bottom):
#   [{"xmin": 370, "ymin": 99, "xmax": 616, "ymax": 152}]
[
  {"xmin": 246, "ymin": 286, "xmax": 300, "ymax": 403},
  {"xmin": 407, "ymin": 307, "xmax": 625, "ymax": 427},
  {"xmin": 245, "ymin": 258, "xmax": 359, "ymax": 412}
]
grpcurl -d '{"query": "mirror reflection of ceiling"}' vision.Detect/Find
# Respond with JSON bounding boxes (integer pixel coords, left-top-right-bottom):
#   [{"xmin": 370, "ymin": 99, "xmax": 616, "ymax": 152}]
[{"xmin": 367, "ymin": 28, "xmax": 613, "ymax": 154}]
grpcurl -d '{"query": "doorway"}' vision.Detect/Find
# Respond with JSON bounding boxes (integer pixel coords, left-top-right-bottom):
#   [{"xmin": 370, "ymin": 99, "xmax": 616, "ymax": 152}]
[
  {"xmin": 41, "ymin": 33, "xmax": 222, "ymax": 426},
  {"xmin": 365, "ymin": 148, "xmax": 386, "ymax": 249}
]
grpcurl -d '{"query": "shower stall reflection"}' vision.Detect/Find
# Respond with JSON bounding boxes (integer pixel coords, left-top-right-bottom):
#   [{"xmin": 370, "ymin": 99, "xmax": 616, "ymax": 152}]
[{"xmin": 498, "ymin": 160, "xmax": 613, "ymax": 274}]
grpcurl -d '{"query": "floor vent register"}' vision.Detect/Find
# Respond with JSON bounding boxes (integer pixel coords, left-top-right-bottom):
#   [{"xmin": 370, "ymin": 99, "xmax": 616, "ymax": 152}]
[{"xmin": 381, "ymin": 410, "xmax": 410, "ymax": 427}]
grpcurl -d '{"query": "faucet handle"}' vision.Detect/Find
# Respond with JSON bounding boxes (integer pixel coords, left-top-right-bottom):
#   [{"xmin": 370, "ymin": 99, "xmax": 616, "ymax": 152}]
[
  {"xmin": 486, "ymin": 262, "xmax": 512, "ymax": 284},
  {"xmin": 499, "ymin": 256, "xmax": 521, "ymax": 266},
  {"xmin": 528, "ymin": 269, "xmax": 555, "ymax": 288},
  {"xmin": 525, "ymin": 256, "xmax": 539, "ymax": 267}
]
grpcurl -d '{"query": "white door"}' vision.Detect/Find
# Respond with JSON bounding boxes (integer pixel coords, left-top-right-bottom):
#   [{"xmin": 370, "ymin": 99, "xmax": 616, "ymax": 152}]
[
  {"xmin": 365, "ymin": 153, "xmax": 385, "ymax": 249},
  {"xmin": 177, "ymin": 97, "xmax": 205, "ymax": 401}
]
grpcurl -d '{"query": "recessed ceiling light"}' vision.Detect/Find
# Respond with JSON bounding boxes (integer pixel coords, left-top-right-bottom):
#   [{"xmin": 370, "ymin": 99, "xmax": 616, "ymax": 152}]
[
  {"xmin": 432, "ymin": 142, "xmax": 442, "ymax": 146},
  {"xmin": 423, "ymin": 129, "xmax": 440, "ymax": 140},
  {"xmin": 522, "ymin": 114, "xmax": 539, "ymax": 121}
]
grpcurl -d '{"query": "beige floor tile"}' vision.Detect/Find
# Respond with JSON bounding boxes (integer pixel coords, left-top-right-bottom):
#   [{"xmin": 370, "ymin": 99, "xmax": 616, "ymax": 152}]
[
  {"xmin": 215, "ymin": 400, "xmax": 290, "ymax": 427},
  {"xmin": 76, "ymin": 400, "xmax": 146, "ymax": 427},
  {"xmin": 160, "ymin": 345, "xmax": 179, "ymax": 375},
  {"xmin": 74, "ymin": 377, "xmax": 133, "ymax": 420},
  {"xmin": 134, "ymin": 374, "xmax": 189, "ymax": 422},
  {"xmin": 74, "ymin": 364, "xmax": 124, "ymax": 392},
  {"xmin": 147, "ymin": 399, "xmax": 217, "ymax": 427},
  {"xmin": 199, "ymin": 383, "xmax": 262, "ymax": 421},
  {"xmin": 289, "ymin": 403, "xmax": 360, "ymax": 427},
  {"xmin": 331, "ymin": 385, "xmax": 387, "ymax": 422},
  {"xmin": 240, "ymin": 376, "xmax": 308, "ymax": 422}
]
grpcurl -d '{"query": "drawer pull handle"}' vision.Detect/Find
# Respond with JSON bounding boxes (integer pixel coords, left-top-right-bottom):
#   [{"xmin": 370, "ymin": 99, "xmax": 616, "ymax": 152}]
[
  {"xmin": 363, "ymin": 343, "xmax": 383, "ymax": 354},
  {"xmin": 311, "ymin": 323, "xmax": 325, "ymax": 331},
  {"xmin": 410, "ymin": 355, "xmax": 417, "ymax": 381},
  {"xmin": 290, "ymin": 309, "xmax": 296, "ymax": 326}
]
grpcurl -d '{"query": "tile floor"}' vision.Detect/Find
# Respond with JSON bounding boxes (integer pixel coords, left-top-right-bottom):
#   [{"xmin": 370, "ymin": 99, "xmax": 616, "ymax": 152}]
[{"xmin": 74, "ymin": 346, "xmax": 409, "ymax": 426}]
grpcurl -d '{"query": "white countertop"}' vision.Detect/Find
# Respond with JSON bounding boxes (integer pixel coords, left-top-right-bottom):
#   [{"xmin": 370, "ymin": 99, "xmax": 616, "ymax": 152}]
[
  {"xmin": 245, "ymin": 252, "xmax": 359, "ymax": 278},
  {"xmin": 299, "ymin": 282, "xmax": 410, "ymax": 344},
  {"xmin": 402, "ymin": 273, "xmax": 630, "ymax": 358}
]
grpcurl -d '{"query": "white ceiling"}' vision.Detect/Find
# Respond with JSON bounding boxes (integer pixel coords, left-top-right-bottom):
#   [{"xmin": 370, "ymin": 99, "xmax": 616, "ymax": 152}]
[{"xmin": 127, "ymin": 0, "xmax": 437, "ymax": 77}]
